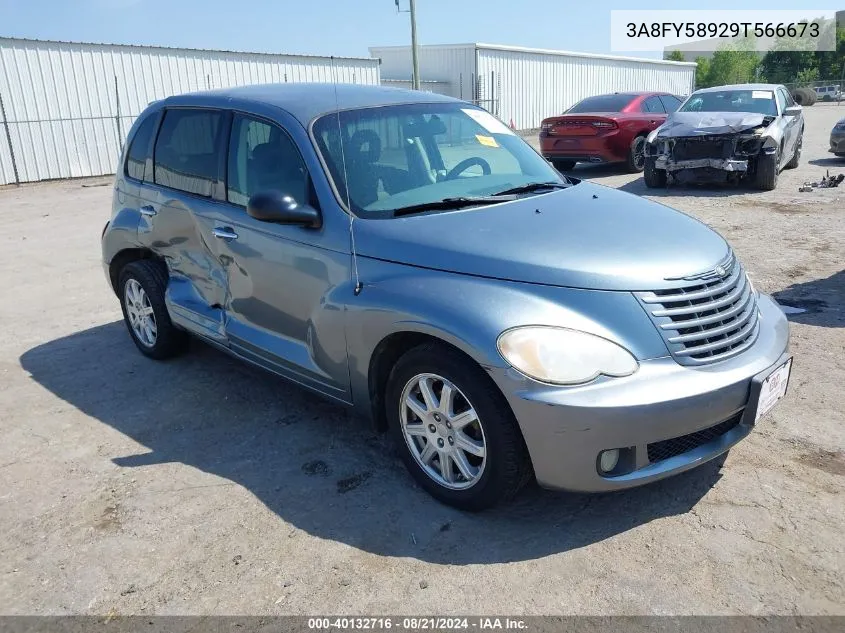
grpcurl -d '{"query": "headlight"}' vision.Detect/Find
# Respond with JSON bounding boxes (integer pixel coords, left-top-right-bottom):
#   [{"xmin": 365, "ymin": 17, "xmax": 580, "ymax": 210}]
[{"xmin": 497, "ymin": 326, "xmax": 638, "ymax": 386}]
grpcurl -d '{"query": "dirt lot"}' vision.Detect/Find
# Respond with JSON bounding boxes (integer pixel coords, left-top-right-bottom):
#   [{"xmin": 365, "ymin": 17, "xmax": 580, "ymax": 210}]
[{"xmin": 1, "ymin": 103, "xmax": 843, "ymax": 616}]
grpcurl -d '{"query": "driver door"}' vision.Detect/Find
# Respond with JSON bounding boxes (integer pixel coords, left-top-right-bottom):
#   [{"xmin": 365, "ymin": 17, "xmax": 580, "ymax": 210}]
[{"xmin": 210, "ymin": 112, "xmax": 352, "ymax": 402}]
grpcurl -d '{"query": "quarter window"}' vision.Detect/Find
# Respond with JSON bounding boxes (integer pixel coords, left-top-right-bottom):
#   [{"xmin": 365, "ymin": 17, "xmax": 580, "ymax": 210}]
[
  {"xmin": 153, "ymin": 109, "xmax": 222, "ymax": 197},
  {"xmin": 227, "ymin": 114, "xmax": 308, "ymax": 207},
  {"xmin": 124, "ymin": 113, "xmax": 158, "ymax": 181}
]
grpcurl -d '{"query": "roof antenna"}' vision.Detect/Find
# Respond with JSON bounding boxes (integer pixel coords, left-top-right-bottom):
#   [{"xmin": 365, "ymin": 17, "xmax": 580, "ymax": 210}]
[{"xmin": 331, "ymin": 56, "xmax": 363, "ymax": 296}]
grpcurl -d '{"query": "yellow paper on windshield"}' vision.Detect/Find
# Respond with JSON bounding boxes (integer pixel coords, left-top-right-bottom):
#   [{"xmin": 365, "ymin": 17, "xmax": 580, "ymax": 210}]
[{"xmin": 476, "ymin": 134, "xmax": 499, "ymax": 148}]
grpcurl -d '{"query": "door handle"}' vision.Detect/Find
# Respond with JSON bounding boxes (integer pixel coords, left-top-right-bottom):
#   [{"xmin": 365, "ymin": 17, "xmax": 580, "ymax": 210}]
[
  {"xmin": 139, "ymin": 205, "xmax": 157, "ymax": 217},
  {"xmin": 213, "ymin": 227, "xmax": 238, "ymax": 240}
]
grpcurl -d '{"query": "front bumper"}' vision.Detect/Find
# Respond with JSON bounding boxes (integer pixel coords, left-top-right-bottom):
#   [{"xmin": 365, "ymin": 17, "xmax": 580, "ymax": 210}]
[{"xmin": 491, "ymin": 294, "xmax": 789, "ymax": 492}]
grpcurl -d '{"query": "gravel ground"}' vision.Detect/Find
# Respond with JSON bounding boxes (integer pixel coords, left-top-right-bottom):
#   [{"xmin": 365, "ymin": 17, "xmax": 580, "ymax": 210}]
[{"xmin": 0, "ymin": 103, "xmax": 843, "ymax": 616}]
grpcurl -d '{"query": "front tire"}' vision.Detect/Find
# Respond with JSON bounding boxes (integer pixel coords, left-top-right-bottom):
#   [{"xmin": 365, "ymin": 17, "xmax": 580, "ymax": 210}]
[
  {"xmin": 643, "ymin": 157, "xmax": 667, "ymax": 188},
  {"xmin": 118, "ymin": 260, "xmax": 188, "ymax": 360},
  {"xmin": 385, "ymin": 343, "xmax": 532, "ymax": 511},
  {"xmin": 755, "ymin": 148, "xmax": 780, "ymax": 191}
]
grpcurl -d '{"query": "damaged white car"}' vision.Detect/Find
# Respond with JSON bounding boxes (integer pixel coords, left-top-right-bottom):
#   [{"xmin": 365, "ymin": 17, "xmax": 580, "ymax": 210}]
[{"xmin": 644, "ymin": 84, "xmax": 803, "ymax": 191}]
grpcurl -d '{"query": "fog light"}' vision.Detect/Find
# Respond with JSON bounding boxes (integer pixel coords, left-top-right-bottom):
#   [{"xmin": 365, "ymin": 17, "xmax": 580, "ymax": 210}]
[{"xmin": 599, "ymin": 449, "xmax": 620, "ymax": 473}]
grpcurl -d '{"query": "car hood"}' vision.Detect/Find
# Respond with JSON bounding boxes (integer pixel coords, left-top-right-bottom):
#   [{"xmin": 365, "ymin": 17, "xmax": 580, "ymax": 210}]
[
  {"xmin": 656, "ymin": 111, "xmax": 770, "ymax": 137},
  {"xmin": 354, "ymin": 182, "xmax": 730, "ymax": 291}
]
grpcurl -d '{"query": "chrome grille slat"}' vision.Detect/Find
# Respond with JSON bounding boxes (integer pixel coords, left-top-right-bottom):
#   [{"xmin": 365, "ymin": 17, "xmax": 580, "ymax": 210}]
[
  {"xmin": 650, "ymin": 282, "xmax": 746, "ymax": 318},
  {"xmin": 640, "ymin": 264, "xmax": 742, "ymax": 304},
  {"xmin": 673, "ymin": 309, "xmax": 759, "ymax": 356},
  {"xmin": 658, "ymin": 290, "xmax": 750, "ymax": 330},
  {"xmin": 667, "ymin": 300, "xmax": 756, "ymax": 344},
  {"xmin": 635, "ymin": 250, "xmax": 760, "ymax": 365}
]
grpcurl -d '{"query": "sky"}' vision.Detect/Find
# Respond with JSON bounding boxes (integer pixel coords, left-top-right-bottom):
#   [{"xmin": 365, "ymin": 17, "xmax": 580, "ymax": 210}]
[{"xmin": 0, "ymin": 0, "xmax": 836, "ymax": 60}]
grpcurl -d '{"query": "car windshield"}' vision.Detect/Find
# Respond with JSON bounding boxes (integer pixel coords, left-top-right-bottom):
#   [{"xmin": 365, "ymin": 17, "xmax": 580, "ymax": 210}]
[
  {"xmin": 678, "ymin": 89, "xmax": 778, "ymax": 116},
  {"xmin": 312, "ymin": 103, "xmax": 565, "ymax": 218},
  {"xmin": 566, "ymin": 94, "xmax": 636, "ymax": 113}
]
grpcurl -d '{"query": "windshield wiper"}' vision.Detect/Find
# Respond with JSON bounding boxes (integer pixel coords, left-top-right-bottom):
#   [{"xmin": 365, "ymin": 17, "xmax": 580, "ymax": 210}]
[
  {"xmin": 391, "ymin": 196, "xmax": 512, "ymax": 217},
  {"xmin": 492, "ymin": 181, "xmax": 570, "ymax": 196}
]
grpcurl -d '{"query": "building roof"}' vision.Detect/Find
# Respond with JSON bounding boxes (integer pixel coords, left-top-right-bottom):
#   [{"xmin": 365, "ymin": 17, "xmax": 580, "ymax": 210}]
[
  {"xmin": 369, "ymin": 42, "xmax": 697, "ymax": 67},
  {"xmin": 0, "ymin": 36, "xmax": 378, "ymax": 64},
  {"xmin": 164, "ymin": 83, "xmax": 459, "ymax": 124}
]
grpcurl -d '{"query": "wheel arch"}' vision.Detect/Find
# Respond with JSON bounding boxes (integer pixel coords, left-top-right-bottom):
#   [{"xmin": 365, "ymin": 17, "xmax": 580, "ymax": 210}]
[
  {"xmin": 108, "ymin": 247, "xmax": 163, "ymax": 296},
  {"xmin": 367, "ymin": 330, "xmax": 502, "ymax": 433}
]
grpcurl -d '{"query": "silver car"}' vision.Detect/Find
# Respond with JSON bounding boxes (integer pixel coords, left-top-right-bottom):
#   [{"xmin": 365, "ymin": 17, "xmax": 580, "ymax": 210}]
[
  {"xmin": 101, "ymin": 84, "xmax": 791, "ymax": 510},
  {"xmin": 644, "ymin": 84, "xmax": 804, "ymax": 190}
]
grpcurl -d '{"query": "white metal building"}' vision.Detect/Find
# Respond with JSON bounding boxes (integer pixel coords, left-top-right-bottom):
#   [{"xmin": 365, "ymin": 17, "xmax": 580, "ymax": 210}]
[
  {"xmin": 0, "ymin": 38, "xmax": 381, "ymax": 184},
  {"xmin": 369, "ymin": 43, "xmax": 697, "ymax": 130}
]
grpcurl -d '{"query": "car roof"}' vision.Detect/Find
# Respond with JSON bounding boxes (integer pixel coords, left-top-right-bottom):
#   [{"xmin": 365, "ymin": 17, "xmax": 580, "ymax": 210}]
[
  {"xmin": 160, "ymin": 83, "xmax": 461, "ymax": 126},
  {"xmin": 692, "ymin": 84, "xmax": 783, "ymax": 94},
  {"xmin": 582, "ymin": 91, "xmax": 673, "ymax": 98}
]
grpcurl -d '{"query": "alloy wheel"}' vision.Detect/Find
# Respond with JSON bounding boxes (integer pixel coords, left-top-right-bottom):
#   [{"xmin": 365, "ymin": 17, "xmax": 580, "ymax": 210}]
[
  {"xmin": 399, "ymin": 373, "xmax": 487, "ymax": 490},
  {"xmin": 124, "ymin": 279, "xmax": 157, "ymax": 347}
]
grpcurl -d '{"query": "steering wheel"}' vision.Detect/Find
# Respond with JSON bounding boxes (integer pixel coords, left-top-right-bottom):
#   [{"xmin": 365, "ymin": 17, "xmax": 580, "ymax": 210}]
[{"xmin": 445, "ymin": 157, "xmax": 492, "ymax": 180}]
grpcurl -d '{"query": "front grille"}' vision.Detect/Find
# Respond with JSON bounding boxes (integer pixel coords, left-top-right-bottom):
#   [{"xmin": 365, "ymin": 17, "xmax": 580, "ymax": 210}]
[
  {"xmin": 636, "ymin": 250, "xmax": 760, "ymax": 365},
  {"xmin": 647, "ymin": 414, "xmax": 742, "ymax": 463},
  {"xmin": 672, "ymin": 138, "xmax": 731, "ymax": 161}
]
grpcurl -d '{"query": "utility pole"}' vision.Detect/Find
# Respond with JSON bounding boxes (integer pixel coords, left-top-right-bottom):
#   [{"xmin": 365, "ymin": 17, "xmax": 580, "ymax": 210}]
[{"xmin": 396, "ymin": 0, "xmax": 421, "ymax": 90}]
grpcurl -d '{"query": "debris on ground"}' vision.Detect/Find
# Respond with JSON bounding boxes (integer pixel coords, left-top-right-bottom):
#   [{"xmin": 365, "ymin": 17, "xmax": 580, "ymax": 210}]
[{"xmin": 800, "ymin": 170, "xmax": 845, "ymax": 191}]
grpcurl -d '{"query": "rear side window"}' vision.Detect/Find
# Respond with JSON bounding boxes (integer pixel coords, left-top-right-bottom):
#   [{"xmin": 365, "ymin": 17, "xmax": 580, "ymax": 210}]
[
  {"xmin": 227, "ymin": 114, "xmax": 309, "ymax": 206},
  {"xmin": 154, "ymin": 109, "xmax": 222, "ymax": 197},
  {"xmin": 125, "ymin": 114, "xmax": 158, "ymax": 181},
  {"xmin": 566, "ymin": 94, "xmax": 636, "ymax": 113},
  {"xmin": 643, "ymin": 96, "xmax": 666, "ymax": 113},
  {"xmin": 659, "ymin": 95, "xmax": 683, "ymax": 112}
]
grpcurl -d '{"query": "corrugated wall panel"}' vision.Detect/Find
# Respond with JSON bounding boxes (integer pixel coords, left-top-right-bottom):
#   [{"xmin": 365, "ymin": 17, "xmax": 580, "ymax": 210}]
[
  {"xmin": 370, "ymin": 44, "xmax": 476, "ymax": 101},
  {"xmin": 0, "ymin": 38, "xmax": 380, "ymax": 184},
  {"xmin": 477, "ymin": 47, "xmax": 696, "ymax": 130}
]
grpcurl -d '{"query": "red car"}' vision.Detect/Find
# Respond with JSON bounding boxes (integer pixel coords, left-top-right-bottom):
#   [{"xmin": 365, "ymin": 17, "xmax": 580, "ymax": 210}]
[{"xmin": 539, "ymin": 92, "xmax": 683, "ymax": 173}]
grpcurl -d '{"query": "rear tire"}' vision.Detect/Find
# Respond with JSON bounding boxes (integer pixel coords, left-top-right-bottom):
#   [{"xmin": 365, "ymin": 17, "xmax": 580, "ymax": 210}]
[
  {"xmin": 755, "ymin": 148, "xmax": 780, "ymax": 191},
  {"xmin": 385, "ymin": 343, "xmax": 532, "ymax": 511},
  {"xmin": 552, "ymin": 159, "xmax": 576, "ymax": 172},
  {"xmin": 643, "ymin": 157, "xmax": 667, "ymax": 188},
  {"xmin": 118, "ymin": 260, "xmax": 188, "ymax": 360},
  {"xmin": 626, "ymin": 135, "xmax": 647, "ymax": 173}
]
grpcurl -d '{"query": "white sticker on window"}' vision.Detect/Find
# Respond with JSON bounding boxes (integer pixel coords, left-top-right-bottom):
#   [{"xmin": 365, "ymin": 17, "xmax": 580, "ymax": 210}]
[
  {"xmin": 461, "ymin": 108, "xmax": 515, "ymax": 135},
  {"xmin": 752, "ymin": 91, "xmax": 773, "ymax": 100}
]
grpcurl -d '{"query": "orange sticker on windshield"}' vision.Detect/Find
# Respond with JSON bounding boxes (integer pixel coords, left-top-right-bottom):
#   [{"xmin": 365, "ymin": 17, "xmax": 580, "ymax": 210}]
[{"xmin": 476, "ymin": 134, "xmax": 499, "ymax": 148}]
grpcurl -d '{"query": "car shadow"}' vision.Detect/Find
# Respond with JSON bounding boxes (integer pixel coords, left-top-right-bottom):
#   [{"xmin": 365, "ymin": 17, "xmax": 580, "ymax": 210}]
[
  {"xmin": 807, "ymin": 157, "xmax": 845, "ymax": 168},
  {"xmin": 617, "ymin": 178, "xmax": 761, "ymax": 198},
  {"xmin": 19, "ymin": 322, "xmax": 725, "ymax": 564},
  {"xmin": 772, "ymin": 269, "xmax": 845, "ymax": 328}
]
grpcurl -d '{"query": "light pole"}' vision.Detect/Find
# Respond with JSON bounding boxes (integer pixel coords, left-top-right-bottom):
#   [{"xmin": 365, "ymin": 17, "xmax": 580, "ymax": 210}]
[{"xmin": 395, "ymin": 0, "xmax": 421, "ymax": 90}]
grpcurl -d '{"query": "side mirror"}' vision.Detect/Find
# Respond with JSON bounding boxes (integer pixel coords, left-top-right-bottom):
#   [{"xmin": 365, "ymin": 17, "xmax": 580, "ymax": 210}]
[
  {"xmin": 246, "ymin": 191, "xmax": 321, "ymax": 228},
  {"xmin": 784, "ymin": 105, "xmax": 802, "ymax": 117}
]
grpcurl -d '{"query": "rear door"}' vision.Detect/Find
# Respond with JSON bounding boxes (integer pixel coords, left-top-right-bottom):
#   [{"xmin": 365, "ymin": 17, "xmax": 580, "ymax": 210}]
[
  {"xmin": 641, "ymin": 96, "xmax": 667, "ymax": 128},
  {"xmin": 137, "ymin": 107, "xmax": 230, "ymax": 343}
]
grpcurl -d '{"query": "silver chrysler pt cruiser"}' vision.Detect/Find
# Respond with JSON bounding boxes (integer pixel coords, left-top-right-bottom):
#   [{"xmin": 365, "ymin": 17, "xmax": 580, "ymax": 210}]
[{"xmin": 101, "ymin": 84, "xmax": 791, "ymax": 510}]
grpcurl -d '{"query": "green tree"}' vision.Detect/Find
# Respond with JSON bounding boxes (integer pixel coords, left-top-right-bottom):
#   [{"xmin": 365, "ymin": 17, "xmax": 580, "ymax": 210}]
[
  {"xmin": 704, "ymin": 44, "xmax": 760, "ymax": 87},
  {"xmin": 664, "ymin": 50, "xmax": 687, "ymax": 62},
  {"xmin": 694, "ymin": 56, "xmax": 711, "ymax": 88}
]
